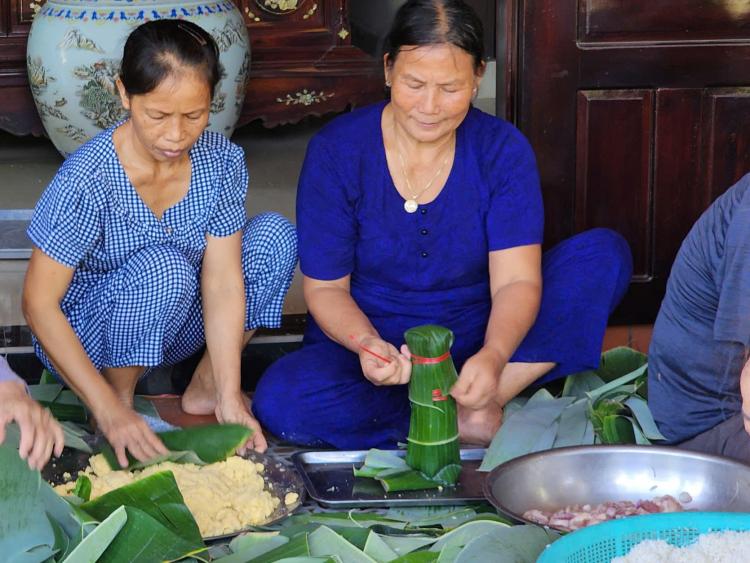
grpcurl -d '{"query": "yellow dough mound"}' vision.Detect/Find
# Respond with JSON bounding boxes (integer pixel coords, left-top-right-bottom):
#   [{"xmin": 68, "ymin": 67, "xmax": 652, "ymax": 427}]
[{"xmin": 55, "ymin": 454, "xmax": 280, "ymax": 537}]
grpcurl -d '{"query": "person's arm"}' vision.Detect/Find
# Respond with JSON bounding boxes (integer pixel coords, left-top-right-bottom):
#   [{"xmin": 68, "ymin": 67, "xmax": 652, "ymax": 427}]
[
  {"xmin": 0, "ymin": 356, "xmax": 64, "ymax": 469},
  {"xmin": 450, "ymin": 244, "xmax": 542, "ymax": 409},
  {"xmin": 304, "ymin": 275, "xmax": 411, "ymax": 385},
  {"xmin": 23, "ymin": 248, "xmax": 166, "ymax": 466},
  {"xmin": 201, "ymin": 231, "xmax": 267, "ymax": 452}
]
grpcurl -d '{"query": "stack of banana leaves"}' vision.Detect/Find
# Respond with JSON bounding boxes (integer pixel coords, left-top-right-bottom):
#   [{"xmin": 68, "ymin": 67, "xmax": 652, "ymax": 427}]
[{"xmin": 479, "ymin": 346, "xmax": 661, "ymax": 472}]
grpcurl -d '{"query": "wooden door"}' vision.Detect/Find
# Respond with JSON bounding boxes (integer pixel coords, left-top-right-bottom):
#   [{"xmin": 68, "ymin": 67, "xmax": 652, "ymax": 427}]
[{"xmin": 505, "ymin": 0, "xmax": 750, "ymax": 323}]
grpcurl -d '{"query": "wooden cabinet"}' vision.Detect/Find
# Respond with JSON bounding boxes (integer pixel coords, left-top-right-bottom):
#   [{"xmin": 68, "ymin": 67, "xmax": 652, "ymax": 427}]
[
  {"xmin": 502, "ymin": 0, "xmax": 750, "ymax": 323},
  {"xmin": 0, "ymin": 0, "xmax": 384, "ymax": 135}
]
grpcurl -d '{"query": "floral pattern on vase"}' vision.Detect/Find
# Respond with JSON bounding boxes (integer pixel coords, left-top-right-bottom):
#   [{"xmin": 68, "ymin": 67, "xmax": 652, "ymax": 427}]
[{"xmin": 27, "ymin": 1, "xmax": 251, "ymax": 157}]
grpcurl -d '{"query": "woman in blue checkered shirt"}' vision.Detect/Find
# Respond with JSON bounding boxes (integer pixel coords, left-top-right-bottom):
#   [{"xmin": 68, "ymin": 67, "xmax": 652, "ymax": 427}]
[{"xmin": 22, "ymin": 20, "xmax": 297, "ymax": 467}]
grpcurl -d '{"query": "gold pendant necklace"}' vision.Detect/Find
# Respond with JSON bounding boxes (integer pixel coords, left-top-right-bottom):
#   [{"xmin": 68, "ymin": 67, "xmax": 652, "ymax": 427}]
[{"xmin": 396, "ymin": 131, "xmax": 454, "ymax": 214}]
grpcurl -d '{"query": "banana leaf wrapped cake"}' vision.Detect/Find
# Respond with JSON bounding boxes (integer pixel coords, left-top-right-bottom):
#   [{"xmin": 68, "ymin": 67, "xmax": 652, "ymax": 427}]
[{"xmin": 356, "ymin": 324, "xmax": 462, "ymax": 492}]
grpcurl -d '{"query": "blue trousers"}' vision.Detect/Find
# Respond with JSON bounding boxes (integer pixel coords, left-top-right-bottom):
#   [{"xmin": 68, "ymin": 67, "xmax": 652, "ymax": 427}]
[
  {"xmin": 35, "ymin": 212, "xmax": 297, "ymax": 376},
  {"xmin": 253, "ymin": 228, "xmax": 632, "ymax": 449}
]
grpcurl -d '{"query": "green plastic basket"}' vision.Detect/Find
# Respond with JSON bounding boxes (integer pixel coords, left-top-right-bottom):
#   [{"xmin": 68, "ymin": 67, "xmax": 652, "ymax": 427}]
[{"xmin": 536, "ymin": 512, "xmax": 750, "ymax": 563}]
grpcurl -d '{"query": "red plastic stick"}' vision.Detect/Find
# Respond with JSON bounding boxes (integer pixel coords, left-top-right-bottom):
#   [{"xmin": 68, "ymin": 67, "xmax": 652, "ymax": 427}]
[{"xmin": 349, "ymin": 335, "xmax": 392, "ymax": 364}]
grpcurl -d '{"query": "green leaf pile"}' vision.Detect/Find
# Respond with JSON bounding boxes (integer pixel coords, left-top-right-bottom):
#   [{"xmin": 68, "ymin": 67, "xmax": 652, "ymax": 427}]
[
  {"xmin": 480, "ymin": 347, "xmax": 664, "ymax": 472},
  {"xmin": 211, "ymin": 507, "xmax": 558, "ymax": 563}
]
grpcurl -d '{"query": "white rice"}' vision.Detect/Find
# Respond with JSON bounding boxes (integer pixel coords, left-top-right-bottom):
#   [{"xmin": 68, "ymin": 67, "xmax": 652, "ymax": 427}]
[{"xmin": 612, "ymin": 531, "xmax": 750, "ymax": 562}]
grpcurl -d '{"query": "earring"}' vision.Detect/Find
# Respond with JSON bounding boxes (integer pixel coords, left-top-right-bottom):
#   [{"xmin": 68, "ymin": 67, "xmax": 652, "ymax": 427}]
[{"xmin": 386, "ymin": 80, "xmax": 392, "ymax": 87}]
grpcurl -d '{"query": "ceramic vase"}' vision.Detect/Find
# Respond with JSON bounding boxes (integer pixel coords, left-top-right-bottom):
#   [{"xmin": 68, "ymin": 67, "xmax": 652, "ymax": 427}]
[{"xmin": 26, "ymin": 0, "xmax": 250, "ymax": 157}]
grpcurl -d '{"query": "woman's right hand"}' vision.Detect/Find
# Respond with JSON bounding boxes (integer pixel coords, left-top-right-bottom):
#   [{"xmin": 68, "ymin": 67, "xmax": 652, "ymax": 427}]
[
  {"xmin": 358, "ymin": 336, "xmax": 412, "ymax": 386},
  {"xmin": 96, "ymin": 402, "xmax": 168, "ymax": 468}
]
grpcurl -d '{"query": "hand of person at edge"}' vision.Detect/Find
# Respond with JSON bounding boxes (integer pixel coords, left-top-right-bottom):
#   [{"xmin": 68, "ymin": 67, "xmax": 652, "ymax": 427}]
[
  {"xmin": 0, "ymin": 380, "xmax": 65, "ymax": 470},
  {"xmin": 451, "ymin": 346, "xmax": 504, "ymax": 410},
  {"xmin": 215, "ymin": 394, "xmax": 268, "ymax": 454},
  {"xmin": 358, "ymin": 335, "xmax": 412, "ymax": 386},
  {"xmin": 740, "ymin": 356, "xmax": 750, "ymax": 436},
  {"xmin": 96, "ymin": 401, "xmax": 168, "ymax": 468}
]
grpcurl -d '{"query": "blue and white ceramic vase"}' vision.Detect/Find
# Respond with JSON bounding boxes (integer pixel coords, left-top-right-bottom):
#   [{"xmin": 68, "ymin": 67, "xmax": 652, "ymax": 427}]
[{"xmin": 27, "ymin": 0, "xmax": 250, "ymax": 157}]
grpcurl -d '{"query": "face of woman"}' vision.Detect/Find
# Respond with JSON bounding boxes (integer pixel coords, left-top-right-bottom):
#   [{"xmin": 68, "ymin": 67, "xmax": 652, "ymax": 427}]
[
  {"xmin": 385, "ymin": 43, "xmax": 481, "ymax": 145},
  {"xmin": 116, "ymin": 65, "xmax": 211, "ymax": 162}
]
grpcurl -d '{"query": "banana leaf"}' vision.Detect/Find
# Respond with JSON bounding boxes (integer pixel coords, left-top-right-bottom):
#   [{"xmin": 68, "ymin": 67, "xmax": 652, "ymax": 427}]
[
  {"xmin": 598, "ymin": 414, "xmax": 636, "ymax": 444},
  {"xmin": 624, "ymin": 396, "xmax": 666, "ymax": 440},
  {"xmin": 80, "ymin": 470, "xmax": 204, "ymax": 553},
  {"xmin": 595, "ymin": 347, "xmax": 648, "ymax": 383},
  {"xmin": 61, "ymin": 505, "xmax": 127, "ymax": 563},
  {"xmin": 29, "ymin": 384, "xmax": 88, "ymax": 423},
  {"xmin": 101, "ymin": 423, "xmax": 251, "ymax": 470},
  {"xmin": 479, "ymin": 389, "xmax": 574, "ymax": 471},
  {"xmin": 217, "ymin": 533, "xmax": 289, "ymax": 563},
  {"xmin": 308, "ymin": 525, "xmax": 376, "ymax": 562},
  {"xmin": 0, "ymin": 444, "xmax": 60, "ymax": 562},
  {"xmin": 237, "ymin": 532, "xmax": 310, "ymax": 562},
  {"xmin": 353, "ymin": 449, "xmax": 408, "ymax": 478},
  {"xmin": 73, "ymin": 474, "xmax": 92, "ymax": 501},
  {"xmin": 429, "ymin": 521, "xmax": 511, "ymax": 553},
  {"xmin": 561, "ymin": 371, "xmax": 605, "ymax": 399},
  {"xmin": 363, "ymin": 531, "xmax": 399, "ymax": 561},
  {"xmin": 391, "ymin": 553, "xmax": 440, "ymax": 562},
  {"xmin": 452, "ymin": 526, "xmax": 558, "ymax": 563},
  {"xmin": 97, "ymin": 506, "xmax": 207, "ymax": 563},
  {"xmin": 385, "ymin": 506, "xmax": 479, "ymax": 529}
]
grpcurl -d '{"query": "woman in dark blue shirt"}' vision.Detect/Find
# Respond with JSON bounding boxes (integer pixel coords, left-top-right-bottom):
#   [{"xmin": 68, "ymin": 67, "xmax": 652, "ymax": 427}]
[{"xmin": 253, "ymin": 0, "xmax": 632, "ymax": 449}]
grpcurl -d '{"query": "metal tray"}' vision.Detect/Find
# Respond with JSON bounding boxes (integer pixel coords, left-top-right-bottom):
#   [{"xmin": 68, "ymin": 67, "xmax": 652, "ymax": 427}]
[
  {"xmin": 43, "ymin": 445, "xmax": 305, "ymax": 541},
  {"xmin": 291, "ymin": 448, "xmax": 486, "ymax": 508}
]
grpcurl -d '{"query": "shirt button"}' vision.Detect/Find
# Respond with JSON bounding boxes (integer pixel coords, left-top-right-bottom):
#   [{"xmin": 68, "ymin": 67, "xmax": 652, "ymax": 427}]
[
  {"xmin": 421, "ymin": 251, "xmax": 429, "ymax": 258},
  {"xmin": 420, "ymin": 228, "xmax": 428, "ymax": 236},
  {"xmin": 420, "ymin": 208, "xmax": 427, "ymax": 215},
  {"xmin": 165, "ymin": 226, "xmax": 173, "ymax": 234}
]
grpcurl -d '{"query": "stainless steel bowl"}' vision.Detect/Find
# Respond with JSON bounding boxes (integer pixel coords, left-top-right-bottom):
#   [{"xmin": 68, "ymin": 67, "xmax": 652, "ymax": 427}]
[{"xmin": 483, "ymin": 445, "xmax": 750, "ymax": 527}]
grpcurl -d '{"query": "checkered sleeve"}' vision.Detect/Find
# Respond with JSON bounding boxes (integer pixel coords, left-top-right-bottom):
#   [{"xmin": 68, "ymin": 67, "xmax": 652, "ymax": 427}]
[
  {"xmin": 207, "ymin": 144, "xmax": 248, "ymax": 237},
  {"xmin": 27, "ymin": 171, "xmax": 100, "ymax": 268}
]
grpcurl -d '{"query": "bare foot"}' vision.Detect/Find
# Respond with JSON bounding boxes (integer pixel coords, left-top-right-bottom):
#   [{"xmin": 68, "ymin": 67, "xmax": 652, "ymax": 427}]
[
  {"xmin": 181, "ymin": 365, "xmax": 217, "ymax": 415},
  {"xmin": 457, "ymin": 403, "xmax": 503, "ymax": 446}
]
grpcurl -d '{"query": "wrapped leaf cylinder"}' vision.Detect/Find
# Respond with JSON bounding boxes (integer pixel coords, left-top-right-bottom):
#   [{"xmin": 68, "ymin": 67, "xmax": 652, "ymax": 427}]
[{"xmin": 404, "ymin": 325, "xmax": 461, "ymax": 483}]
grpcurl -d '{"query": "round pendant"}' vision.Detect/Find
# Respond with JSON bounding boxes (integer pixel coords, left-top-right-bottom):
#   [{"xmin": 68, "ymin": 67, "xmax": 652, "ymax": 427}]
[{"xmin": 404, "ymin": 199, "xmax": 418, "ymax": 213}]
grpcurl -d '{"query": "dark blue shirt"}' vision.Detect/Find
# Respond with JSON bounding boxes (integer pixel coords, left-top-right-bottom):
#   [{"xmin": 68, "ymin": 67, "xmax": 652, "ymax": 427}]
[
  {"xmin": 649, "ymin": 175, "xmax": 750, "ymax": 443},
  {"xmin": 296, "ymin": 102, "xmax": 543, "ymax": 366}
]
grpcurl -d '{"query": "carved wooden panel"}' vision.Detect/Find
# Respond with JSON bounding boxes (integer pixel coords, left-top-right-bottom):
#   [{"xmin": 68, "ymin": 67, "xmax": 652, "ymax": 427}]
[
  {"xmin": 579, "ymin": 0, "xmax": 750, "ymax": 44},
  {"xmin": 508, "ymin": 0, "xmax": 750, "ymax": 322},
  {"xmin": 575, "ymin": 90, "xmax": 653, "ymax": 280},
  {"xmin": 0, "ymin": 0, "xmax": 384, "ymax": 134}
]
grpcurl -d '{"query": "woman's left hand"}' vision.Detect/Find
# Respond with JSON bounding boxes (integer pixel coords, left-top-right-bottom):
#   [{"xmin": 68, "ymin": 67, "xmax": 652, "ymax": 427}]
[
  {"xmin": 450, "ymin": 347, "xmax": 504, "ymax": 410},
  {"xmin": 215, "ymin": 394, "xmax": 268, "ymax": 453}
]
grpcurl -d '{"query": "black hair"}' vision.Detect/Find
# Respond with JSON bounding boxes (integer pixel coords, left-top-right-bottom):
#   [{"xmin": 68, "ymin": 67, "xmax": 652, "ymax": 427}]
[
  {"xmin": 384, "ymin": 0, "xmax": 484, "ymax": 72},
  {"xmin": 119, "ymin": 19, "xmax": 220, "ymax": 98}
]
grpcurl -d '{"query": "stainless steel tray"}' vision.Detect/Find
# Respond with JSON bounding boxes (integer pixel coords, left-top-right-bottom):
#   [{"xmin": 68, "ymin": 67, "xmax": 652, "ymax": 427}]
[{"xmin": 291, "ymin": 448, "xmax": 486, "ymax": 508}]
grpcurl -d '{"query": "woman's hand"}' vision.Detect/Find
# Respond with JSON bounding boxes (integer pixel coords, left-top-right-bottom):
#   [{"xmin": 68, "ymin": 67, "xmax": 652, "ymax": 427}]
[
  {"xmin": 740, "ymin": 356, "xmax": 750, "ymax": 436},
  {"xmin": 451, "ymin": 347, "xmax": 504, "ymax": 410},
  {"xmin": 216, "ymin": 394, "xmax": 268, "ymax": 453},
  {"xmin": 95, "ymin": 401, "xmax": 168, "ymax": 468},
  {"xmin": 358, "ymin": 336, "xmax": 412, "ymax": 386},
  {"xmin": 0, "ymin": 380, "xmax": 65, "ymax": 470}
]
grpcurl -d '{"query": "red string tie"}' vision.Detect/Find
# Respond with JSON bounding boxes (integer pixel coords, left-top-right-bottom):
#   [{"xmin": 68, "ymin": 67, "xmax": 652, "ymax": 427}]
[{"xmin": 411, "ymin": 351, "xmax": 451, "ymax": 365}]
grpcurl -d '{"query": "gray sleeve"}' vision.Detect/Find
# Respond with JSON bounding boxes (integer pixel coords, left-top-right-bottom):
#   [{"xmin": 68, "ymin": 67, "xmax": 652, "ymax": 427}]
[
  {"xmin": 715, "ymin": 184, "xmax": 750, "ymax": 346},
  {"xmin": 0, "ymin": 355, "xmax": 22, "ymax": 384}
]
